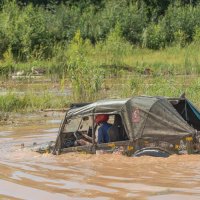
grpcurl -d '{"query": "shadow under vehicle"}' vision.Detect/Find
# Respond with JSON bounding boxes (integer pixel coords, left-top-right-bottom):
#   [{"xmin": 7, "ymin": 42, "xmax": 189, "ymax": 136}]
[{"xmin": 50, "ymin": 96, "xmax": 200, "ymax": 157}]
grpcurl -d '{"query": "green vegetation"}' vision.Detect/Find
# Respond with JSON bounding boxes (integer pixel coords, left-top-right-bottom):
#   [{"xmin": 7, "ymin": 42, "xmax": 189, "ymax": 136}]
[
  {"xmin": 2, "ymin": 74, "xmax": 200, "ymax": 113},
  {"xmin": 0, "ymin": 92, "xmax": 68, "ymax": 112},
  {"xmin": 1, "ymin": 0, "xmax": 200, "ymax": 112}
]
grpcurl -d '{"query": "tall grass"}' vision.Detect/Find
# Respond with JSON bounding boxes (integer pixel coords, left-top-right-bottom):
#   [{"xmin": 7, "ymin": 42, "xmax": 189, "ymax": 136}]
[
  {"xmin": 105, "ymin": 75, "xmax": 200, "ymax": 108},
  {"xmin": 66, "ymin": 30, "xmax": 103, "ymax": 102},
  {"xmin": 0, "ymin": 92, "xmax": 69, "ymax": 112},
  {"xmin": 2, "ymin": 74, "xmax": 200, "ymax": 113}
]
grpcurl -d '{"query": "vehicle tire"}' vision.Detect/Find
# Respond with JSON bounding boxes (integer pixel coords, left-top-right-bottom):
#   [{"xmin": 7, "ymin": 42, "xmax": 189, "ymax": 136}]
[{"xmin": 133, "ymin": 147, "xmax": 171, "ymax": 158}]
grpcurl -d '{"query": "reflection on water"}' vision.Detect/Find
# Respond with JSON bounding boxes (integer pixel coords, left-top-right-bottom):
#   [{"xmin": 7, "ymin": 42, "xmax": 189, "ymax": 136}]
[{"xmin": 1, "ymin": 113, "xmax": 200, "ymax": 200}]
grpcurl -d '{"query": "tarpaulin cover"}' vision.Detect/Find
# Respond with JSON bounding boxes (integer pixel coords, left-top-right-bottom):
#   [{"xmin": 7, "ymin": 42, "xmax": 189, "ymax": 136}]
[{"xmin": 65, "ymin": 96, "xmax": 196, "ymax": 139}]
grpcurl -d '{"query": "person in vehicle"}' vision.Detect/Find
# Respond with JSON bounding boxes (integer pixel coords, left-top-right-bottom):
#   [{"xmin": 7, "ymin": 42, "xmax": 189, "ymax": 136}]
[{"xmin": 95, "ymin": 114, "xmax": 112, "ymax": 144}]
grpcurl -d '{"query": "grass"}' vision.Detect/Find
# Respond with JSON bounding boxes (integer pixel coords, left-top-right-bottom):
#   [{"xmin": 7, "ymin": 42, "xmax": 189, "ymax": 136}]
[
  {"xmin": 5, "ymin": 31, "xmax": 200, "ymax": 78},
  {"xmin": 1, "ymin": 73, "xmax": 200, "ymax": 113},
  {"xmin": 88, "ymin": 44, "xmax": 200, "ymax": 76},
  {"xmin": 1, "ymin": 40, "xmax": 200, "ymax": 112},
  {"xmin": 0, "ymin": 92, "xmax": 69, "ymax": 112},
  {"xmin": 1, "ymin": 1, "xmax": 200, "ymax": 113},
  {"xmin": 101, "ymin": 74, "xmax": 200, "ymax": 108}
]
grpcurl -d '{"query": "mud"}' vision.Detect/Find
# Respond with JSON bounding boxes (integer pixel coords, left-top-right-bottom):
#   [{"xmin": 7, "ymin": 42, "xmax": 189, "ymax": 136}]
[{"xmin": 1, "ymin": 113, "xmax": 200, "ymax": 200}]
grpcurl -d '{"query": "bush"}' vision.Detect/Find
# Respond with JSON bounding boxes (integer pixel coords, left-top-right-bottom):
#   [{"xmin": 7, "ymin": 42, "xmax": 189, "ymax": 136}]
[
  {"xmin": 120, "ymin": 3, "xmax": 147, "ymax": 44},
  {"xmin": 101, "ymin": 23, "xmax": 133, "ymax": 57},
  {"xmin": 174, "ymin": 30, "xmax": 187, "ymax": 47},
  {"xmin": 142, "ymin": 24, "xmax": 166, "ymax": 49},
  {"xmin": 162, "ymin": 4, "xmax": 200, "ymax": 45},
  {"xmin": 66, "ymin": 30, "xmax": 103, "ymax": 101},
  {"xmin": 193, "ymin": 26, "xmax": 200, "ymax": 44},
  {"xmin": 0, "ymin": 93, "xmax": 27, "ymax": 112}
]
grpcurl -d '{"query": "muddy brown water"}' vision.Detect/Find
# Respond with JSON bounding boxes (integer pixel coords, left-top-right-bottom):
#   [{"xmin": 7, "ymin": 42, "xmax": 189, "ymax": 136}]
[{"xmin": 1, "ymin": 113, "xmax": 200, "ymax": 200}]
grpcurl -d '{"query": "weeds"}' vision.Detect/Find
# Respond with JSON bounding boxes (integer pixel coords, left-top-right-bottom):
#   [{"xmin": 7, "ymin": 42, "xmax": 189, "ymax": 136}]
[
  {"xmin": 0, "ymin": 91, "xmax": 69, "ymax": 112},
  {"xmin": 66, "ymin": 30, "xmax": 103, "ymax": 102}
]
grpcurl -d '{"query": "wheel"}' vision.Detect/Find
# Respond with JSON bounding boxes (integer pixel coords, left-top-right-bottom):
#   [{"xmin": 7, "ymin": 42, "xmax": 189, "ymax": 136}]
[{"xmin": 133, "ymin": 147, "xmax": 171, "ymax": 158}]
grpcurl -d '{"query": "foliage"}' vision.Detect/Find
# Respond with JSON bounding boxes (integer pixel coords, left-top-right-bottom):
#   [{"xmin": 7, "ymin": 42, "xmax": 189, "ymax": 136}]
[
  {"xmin": 193, "ymin": 26, "xmax": 200, "ymax": 43},
  {"xmin": 1, "ymin": 1, "xmax": 200, "ymax": 96},
  {"xmin": 0, "ymin": 91, "xmax": 68, "ymax": 112},
  {"xmin": 174, "ymin": 30, "xmax": 187, "ymax": 47},
  {"xmin": 139, "ymin": 0, "xmax": 171, "ymax": 21},
  {"xmin": 97, "ymin": 23, "xmax": 133, "ymax": 65},
  {"xmin": 2, "ymin": 0, "xmax": 200, "ymax": 112},
  {"xmin": 161, "ymin": 4, "xmax": 200, "ymax": 45},
  {"xmin": 1, "ymin": 0, "xmax": 200, "ymax": 62},
  {"xmin": 142, "ymin": 23, "xmax": 166, "ymax": 49},
  {"xmin": 66, "ymin": 30, "xmax": 103, "ymax": 101}
]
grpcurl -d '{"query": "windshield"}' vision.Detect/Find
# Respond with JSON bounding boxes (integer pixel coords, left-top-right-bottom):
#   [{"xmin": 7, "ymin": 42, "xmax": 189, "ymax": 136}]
[
  {"xmin": 63, "ymin": 118, "xmax": 82, "ymax": 133},
  {"xmin": 63, "ymin": 116, "xmax": 92, "ymax": 133}
]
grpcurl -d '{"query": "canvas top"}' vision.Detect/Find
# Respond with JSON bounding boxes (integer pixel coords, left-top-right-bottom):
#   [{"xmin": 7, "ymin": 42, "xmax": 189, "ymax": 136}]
[{"xmin": 65, "ymin": 96, "xmax": 196, "ymax": 139}]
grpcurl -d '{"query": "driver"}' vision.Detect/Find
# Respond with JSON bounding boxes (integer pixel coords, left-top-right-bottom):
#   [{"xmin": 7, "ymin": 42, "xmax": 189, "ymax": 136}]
[{"xmin": 95, "ymin": 114, "xmax": 112, "ymax": 144}]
